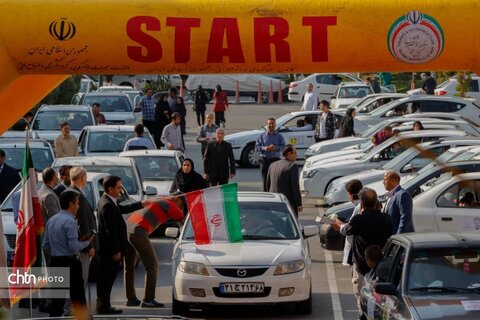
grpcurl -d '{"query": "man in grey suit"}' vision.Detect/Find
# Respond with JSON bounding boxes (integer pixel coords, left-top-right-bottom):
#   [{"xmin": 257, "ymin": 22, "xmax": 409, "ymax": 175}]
[
  {"xmin": 383, "ymin": 170, "xmax": 414, "ymax": 234},
  {"xmin": 266, "ymin": 145, "xmax": 302, "ymax": 215},
  {"xmin": 38, "ymin": 167, "xmax": 61, "ymax": 223}
]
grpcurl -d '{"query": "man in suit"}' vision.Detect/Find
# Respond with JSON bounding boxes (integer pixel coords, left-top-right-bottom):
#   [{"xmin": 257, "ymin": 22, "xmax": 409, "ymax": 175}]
[
  {"xmin": 96, "ymin": 175, "xmax": 147, "ymax": 314},
  {"xmin": 203, "ymin": 128, "xmax": 235, "ymax": 186},
  {"xmin": 383, "ymin": 170, "xmax": 414, "ymax": 234},
  {"xmin": 0, "ymin": 149, "xmax": 21, "ymax": 203},
  {"xmin": 11, "ymin": 111, "xmax": 34, "ymax": 131},
  {"xmin": 54, "ymin": 165, "xmax": 72, "ymax": 197},
  {"xmin": 38, "ymin": 167, "xmax": 61, "ymax": 224},
  {"xmin": 66, "ymin": 167, "xmax": 98, "ymax": 294},
  {"xmin": 266, "ymin": 145, "xmax": 302, "ymax": 215}
]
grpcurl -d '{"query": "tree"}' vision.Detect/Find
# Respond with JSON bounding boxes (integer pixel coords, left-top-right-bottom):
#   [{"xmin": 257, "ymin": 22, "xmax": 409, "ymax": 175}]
[{"xmin": 455, "ymin": 71, "xmax": 472, "ymax": 97}]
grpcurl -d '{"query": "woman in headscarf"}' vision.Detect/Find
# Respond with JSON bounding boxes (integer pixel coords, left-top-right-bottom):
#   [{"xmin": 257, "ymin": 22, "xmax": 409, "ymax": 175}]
[
  {"xmin": 170, "ymin": 158, "xmax": 207, "ymax": 194},
  {"xmin": 155, "ymin": 93, "xmax": 171, "ymax": 148},
  {"xmin": 175, "ymin": 96, "xmax": 187, "ymax": 136},
  {"xmin": 338, "ymin": 107, "xmax": 356, "ymax": 137},
  {"xmin": 412, "ymin": 121, "xmax": 424, "ymax": 131}
]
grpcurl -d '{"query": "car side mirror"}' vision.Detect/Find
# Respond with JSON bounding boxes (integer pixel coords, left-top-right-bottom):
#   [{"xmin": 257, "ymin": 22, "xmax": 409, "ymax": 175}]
[
  {"xmin": 165, "ymin": 227, "xmax": 179, "ymax": 238},
  {"xmin": 144, "ymin": 185, "xmax": 158, "ymax": 196},
  {"xmin": 302, "ymin": 225, "xmax": 319, "ymax": 238},
  {"xmin": 375, "ymin": 283, "xmax": 400, "ymax": 298},
  {"xmin": 372, "ymin": 154, "xmax": 382, "ymax": 162},
  {"xmin": 401, "ymin": 163, "xmax": 414, "ymax": 173}
]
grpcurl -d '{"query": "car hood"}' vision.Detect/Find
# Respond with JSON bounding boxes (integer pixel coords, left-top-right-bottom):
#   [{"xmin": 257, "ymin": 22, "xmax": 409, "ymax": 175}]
[
  {"xmin": 307, "ymin": 157, "xmax": 366, "ymax": 171},
  {"xmin": 410, "ymin": 294, "xmax": 480, "ymax": 319},
  {"xmin": 103, "ymin": 112, "xmax": 135, "ymax": 123},
  {"xmin": 143, "ymin": 180, "xmax": 173, "ymax": 196},
  {"xmin": 225, "ymin": 129, "xmax": 264, "ymax": 144},
  {"xmin": 178, "ymin": 240, "xmax": 303, "ymax": 266},
  {"xmin": 365, "ymin": 173, "xmax": 416, "ymax": 195},
  {"xmin": 309, "ymin": 137, "xmax": 367, "ymax": 152},
  {"xmin": 304, "ymin": 150, "xmax": 365, "ymax": 168},
  {"xmin": 338, "ymin": 169, "xmax": 387, "ymax": 186}
]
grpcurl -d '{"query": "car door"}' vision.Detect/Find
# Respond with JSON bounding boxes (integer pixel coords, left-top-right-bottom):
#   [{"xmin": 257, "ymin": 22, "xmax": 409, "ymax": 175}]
[
  {"xmin": 315, "ymin": 74, "xmax": 338, "ymax": 100},
  {"xmin": 468, "ymin": 79, "xmax": 480, "ymax": 99},
  {"xmin": 278, "ymin": 114, "xmax": 316, "ymax": 159},
  {"xmin": 434, "ymin": 179, "xmax": 480, "ymax": 232}
]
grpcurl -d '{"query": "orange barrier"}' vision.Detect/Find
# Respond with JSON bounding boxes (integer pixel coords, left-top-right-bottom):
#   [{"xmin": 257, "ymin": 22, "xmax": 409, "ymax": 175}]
[
  {"xmin": 268, "ymin": 80, "xmax": 274, "ymax": 104},
  {"xmin": 278, "ymin": 80, "xmax": 283, "ymax": 104},
  {"xmin": 257, "ymin": 80, "xmax": 262, "ymax": 104},
  {"xmin": 235, "ymin": 80, "xmax": 240, "ymax": 104}
]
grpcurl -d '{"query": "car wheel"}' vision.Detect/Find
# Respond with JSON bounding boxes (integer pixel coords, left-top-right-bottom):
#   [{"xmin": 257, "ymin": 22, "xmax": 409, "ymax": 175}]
[
  {"xmin": 241, "ymin": 144, "xmax": 260, "ymax": 168},
  {"xmin": 294, "ymin": 290, "xmax": 312, "ymax": 315},
  {"xmin": 172, "ymin": 293, "xmax": 189, "ymax": 316}
]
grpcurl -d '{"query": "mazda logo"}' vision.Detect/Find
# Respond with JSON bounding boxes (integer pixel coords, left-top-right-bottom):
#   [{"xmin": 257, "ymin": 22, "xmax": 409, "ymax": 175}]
[
  {"xmin": 49, "ymin": 18, "xmax": 76, "ymax": 41},
  {"xmin": 236, "ymin": 268, "xmax": 247, "ymax": 277}
]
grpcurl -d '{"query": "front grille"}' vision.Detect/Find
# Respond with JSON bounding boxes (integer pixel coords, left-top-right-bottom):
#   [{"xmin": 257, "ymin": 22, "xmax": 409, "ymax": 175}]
[
  {"xmin": 106, "ymin": 120, "xmax": 126, "ymax": 124},
  {"xmin": 5, "ymin": 234, "xmax": 16, "ymax": 249},
  {"xmin": 215, "ymin": 267, "xmax": 269, "ymax": 278},
  {"xmin": 213, "ymin": 287, "xmax": 271, "ymax": 298}
]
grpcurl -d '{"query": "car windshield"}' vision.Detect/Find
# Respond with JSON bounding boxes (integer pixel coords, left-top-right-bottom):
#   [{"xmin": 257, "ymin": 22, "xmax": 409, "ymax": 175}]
[
  {"xmin": 133, "ymin": 156, "xmax": 179, "ymax": 180},
  {"xmin": 84, "ymin": 96, "xmax": 132, "ymax": 112},
  {"xmin": 338, "ymin": 86, "xmax": 371, "ymax": 99},
  {"xmin": 76, "ymin": 165, "xmax": 138, "ymax": 194},
  {"xmin": 369, "ymin": 97, "xmax": 409, "ymax": 116},
  {"xmin": 382, "ymin": 147, "xmax": 418, "ymax": 170},
  {"xmin": 33, "ymin": 111, "xmax": 93, "ymax": 130},
  {"xmin": 272, "ymin": 114, "xmax": 294, "ymax": 129},
  {"xmin": 182, "ymin": 201, "xmax": 300, "ymax": 241},
  {"xmin": 361, "ymin": 120, "xmax": 389, "ymax": 138},
  {"xmin": 87, "ymin": 131, "xmax": 139, "ymax": 153},
  {"xmin": 2, "ymin": 147, "xmax": 54, "ymax": 172},
  {"xmin": 408, "ymin": 248, "xmax": 480, "ymax": 293}
]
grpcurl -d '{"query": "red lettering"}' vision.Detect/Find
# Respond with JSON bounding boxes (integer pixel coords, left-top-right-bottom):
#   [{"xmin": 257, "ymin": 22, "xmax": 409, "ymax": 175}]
[
  {"xmin": 254, "ymin": 17, "xmax": 290, "ymax": 63},
  {"xmin": 302, "ymin": 16, "xmax": 337, "ymax": 62},
  {"xmin": 207, "ymin": 18, "xmax": 245, "ymax": 63},
  {"xmin": 126, "ymin": 16, "xmax": 162, "ymax": 63},
  {"xmin": 166, "ymin": 17, "xmax": 201, "ymax": 63}
]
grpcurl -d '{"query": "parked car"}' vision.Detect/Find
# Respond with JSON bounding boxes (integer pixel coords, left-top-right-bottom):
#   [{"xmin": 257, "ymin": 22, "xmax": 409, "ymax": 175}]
[
  {"xmin": 31, "ymin": 104, "xmax": 97, "ymax": 144},
  {"xmin": 287, "ymin": 73, "xmax": 363, "ymax": 102},
  {"xmin": 0, "ymin": 138, "xmax": 55, "ymax": 172},
  {"xmin": 360, "ymin": 233, "xmax": 480, "ymax": 320},
  {"xmin": 52, "ymin": 156, "xmax": 157, "ymax": 201},
  {"xmin": 408, "ymin": 75, "xmax": 480, "ymax": 98},
  {"xmin": 338, "ymin": 93, "xmax": 408, "ymax": 114},
  {"xmin": 324, "ymin": 137, "xmax": 480, "ymax": 206},
  {"xmin": 77, "ymin": 125, "xmax": 155, "ymax": 157},
  {"xmin": 167, "ymin": 192, "xmax": 318, "ymax": 316},
  {"xmin": 356, "ymin": 96, "xmax": 480, "ymax": 126},
  {"xmin": 413, "ymin": 172, "xmax": 480, "ymax": 232},
  {"xmin": 224, "ymin": 110, "xmax": 369, "ymax": 167},
  {"xmin": 81, "ymin": 92, "xmax": 140, "ymax": 124},
  {"xmin": 185, "ymin": 74, "xmax": 287, "ymax": 102},
  {"xmin": 118, "ymin": 149, "xmax": 184, "ymax": 196},
  {"xmin": 330, "ymin": 82, "xmax": 374, "ymax": 109},
  {"xmin": 300, "ymin": 130, "xmax": 469, "ymax": 199}
]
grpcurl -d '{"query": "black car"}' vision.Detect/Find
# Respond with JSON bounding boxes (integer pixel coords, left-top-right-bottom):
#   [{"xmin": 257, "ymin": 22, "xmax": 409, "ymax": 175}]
[
  {"xmin": 318, "ymin": 160, "xmax": 480, "ymax": 251},
  {"xmin": 360, "ymin": 232, "xmax": 480, "ymax": 319}
]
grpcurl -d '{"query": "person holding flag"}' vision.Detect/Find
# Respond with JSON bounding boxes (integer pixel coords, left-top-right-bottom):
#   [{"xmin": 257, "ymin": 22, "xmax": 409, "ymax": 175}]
[{"xmin": 123, "ymin": 192, "xmax": 185, "ymax": 308}]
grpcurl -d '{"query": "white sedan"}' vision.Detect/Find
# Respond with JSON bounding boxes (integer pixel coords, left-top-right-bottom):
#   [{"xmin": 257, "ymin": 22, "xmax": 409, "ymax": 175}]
[
  {"xmin": 167, "ymin": 192, "xmax": 318, "ymax": 316},
  {"xmin": 225, "ymin": 110, "xmax": 369, "ymax": 167}
]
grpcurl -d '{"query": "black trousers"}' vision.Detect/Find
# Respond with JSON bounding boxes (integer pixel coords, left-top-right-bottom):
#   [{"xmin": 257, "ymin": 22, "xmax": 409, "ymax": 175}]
[
  {"xmin": 96, "ymin": 254, "xmax": 120, "ymax": 311},
  {"xmin": 49, "ymin": 256, "xmax": 85, "ymax": 317},
  {"xmin": 260, "ymin": 157, "xmax": 280, "ymax": 192},
  {"xmin": 143, "ymin": 120, "xmax": 157, "ymax": 143},
  {"xmin": 196, "ymin": 109, "xmax": 205, "ymax": 126},
  {"xmin": 215, "ymin": 112, "xmax": 225, "ymax": 126},
  {"xmin": 209, "ymin": 175, "xmax": 229, "ymax": 186}
]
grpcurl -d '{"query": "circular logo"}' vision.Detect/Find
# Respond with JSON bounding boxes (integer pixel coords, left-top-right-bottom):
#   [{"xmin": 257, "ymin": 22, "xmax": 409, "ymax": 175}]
[
  {"xmin": 236, "ymin": 268, "xmax": 247, "ymax": 277},
  {"xmin": 49, "ymin": 18, "xmax": 76, "ymax": 41},
  {"xmin": 210, "ymin": 214, "xmax": 222, "ymax": 227},
  {"xmin": 388, "ymin": 11, "xmax": 444, "ymax": 64}
]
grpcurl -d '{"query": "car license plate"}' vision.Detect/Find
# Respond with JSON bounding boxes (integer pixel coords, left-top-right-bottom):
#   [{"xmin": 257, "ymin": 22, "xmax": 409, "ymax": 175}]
[{"xmin": 220, "ymin": 282, "xmax": 265, "ymax": 294}]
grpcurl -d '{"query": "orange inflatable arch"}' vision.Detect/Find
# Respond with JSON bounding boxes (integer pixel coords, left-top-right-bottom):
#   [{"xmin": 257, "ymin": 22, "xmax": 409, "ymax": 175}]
[{"xmin": 1, "ymin": 0, "xmax": 479, "ymax": 133}]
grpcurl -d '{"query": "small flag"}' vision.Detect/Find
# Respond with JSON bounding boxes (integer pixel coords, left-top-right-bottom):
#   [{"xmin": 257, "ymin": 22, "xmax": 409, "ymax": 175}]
[{"xmin": 186, "ymin": 183, "xmax": 242, "ymax": 245}]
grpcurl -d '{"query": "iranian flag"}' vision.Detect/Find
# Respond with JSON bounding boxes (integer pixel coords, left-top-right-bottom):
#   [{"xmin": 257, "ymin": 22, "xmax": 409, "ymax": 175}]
[
  {"xmin": 186, "ymin": 183, "xmax": 242, "ymax": 245},
  {"xmin": 10, "ymin": 139, "xmax": 44, "ymax": 304}
]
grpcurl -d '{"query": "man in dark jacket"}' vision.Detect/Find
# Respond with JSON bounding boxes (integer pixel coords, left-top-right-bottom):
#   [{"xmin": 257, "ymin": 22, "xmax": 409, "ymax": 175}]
[
  {"xmin": 315, "ymin": 100, "xmax": 336, "ymax": 142},
  {"xmin": 266, "ymin": 145, "xmax": 302, "ymax": 215},
  {"xmin": 203, "ymin": 128, "xmax": 235, "ymax": 186},
  {"xmin": 338, "ymin": 107, "xmax": 356, "ymax": 138},
  {"xmin": 333, "ymin": 188, "xmax": 392, "ymax": 315},
  {"xmin": 194, "ymin": 85, "xmax": 208, "ymax": 126},
  {"xmin": 421, "ymin": 72, "xmax": 437, "ymax": 95},
  {"xmin": 383, "ymin": 170, "xmax": 414, "ymax": 234},
  {"xmin": 0, "ymin": 149, "xmax": 21, "ymax": 203},
  {"xmin": 96, "ymin": 175, "xmax": 146, "ymax": 314}
]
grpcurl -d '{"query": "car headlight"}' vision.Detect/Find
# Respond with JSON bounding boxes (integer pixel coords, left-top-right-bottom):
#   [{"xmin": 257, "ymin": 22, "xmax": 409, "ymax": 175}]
[
  {"xmin": 125, "ymin": 116, "xmax": 136, "ymax": 124},
  {"xmin": 302, "ymin": 169, "xmax": 318, "ymax": 179},
  {"xmin": 274, "ymin": 260, "xmax": 305, "ymax": 275},
  {"xmin": 306, "ymin": 146, "xmax": 318, "ymax": 154},
  {"xmin": 178, "ymin": 261, "xmax": 210, "ymax": 276},
  {"xmin": 304, "ymin": 161, "xmax": 312, "ymax": 169},
  {"xmin": 328, "ymin": 182, "xmax": 344, "ymax": 193}
]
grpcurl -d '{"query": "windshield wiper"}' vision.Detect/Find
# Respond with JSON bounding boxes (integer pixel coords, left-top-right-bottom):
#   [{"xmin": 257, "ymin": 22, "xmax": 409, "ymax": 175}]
[
  {"xmin": 410, "ymin": 286, "xmax": 480, "ymax": 293},
  {"xmin": 242, "ymin": 235, "xmax": 283, "ymax": 240}
]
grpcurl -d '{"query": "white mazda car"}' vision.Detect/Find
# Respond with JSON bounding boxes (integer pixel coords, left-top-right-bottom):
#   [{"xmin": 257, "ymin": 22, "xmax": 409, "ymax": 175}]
[{"xmin": 167, "ymin": 192, "xmax": 318, "ymax": 316}]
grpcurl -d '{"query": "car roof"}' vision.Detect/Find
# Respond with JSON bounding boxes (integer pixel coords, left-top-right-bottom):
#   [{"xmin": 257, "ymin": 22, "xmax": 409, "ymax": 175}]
[
  {"xmin": 396, "ymin": 95, "xmax": 477, "ymax": 103},
  {"xmin": 0, "ymin": 138, "xmax": 51, "ymax": 147},
  {"xmin": 393, "ymin": 129, "xmax": 467, "ymax": 139},
  {"xmin": 237, "ymin": 191, "xmax": 287, "ymax": 203},
  {"xmin": 82, "ymin": 125, "xmax": 137, "ymax": 132},
  {"xmin": 53, "ymin": 156, "xmax": 134, "ymax": 167},
  {"xmin": 391, "ymin": 232, "xmax": 480, "ymax": 249},
  {"xmin": 118, "ymin": 149, "xmax": 181, "ymax": 157},
  {"xmin": 338, "ymin": 82, "xmax": 372, "ymax": 87},
  {"xmin": 37, "ymin": 104, "xmax": 93, "ymax": 111},
  {"xmin": 84, "ymin": 92, "xmax": 130, "ymax": 97}
]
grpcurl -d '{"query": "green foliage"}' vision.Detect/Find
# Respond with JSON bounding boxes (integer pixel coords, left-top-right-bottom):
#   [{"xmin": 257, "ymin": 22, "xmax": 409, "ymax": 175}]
[
  {"xmin": 455, "ymin": 71, "xmax": 472, "ymax": 97},
  {"xmin": 36, "ymin": 76, "xmax": 81, "ymax": 110},
  {"xmin": 144, "ymin": 75, "xmax": 171, "ymax": 92}
]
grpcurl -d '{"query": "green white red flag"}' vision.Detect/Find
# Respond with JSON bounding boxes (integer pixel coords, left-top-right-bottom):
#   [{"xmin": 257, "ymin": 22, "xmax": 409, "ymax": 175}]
[
  {"xmin": 10, "ymin": 139, "xmax": 44, "ymax": 304},
  {"xmin": 186, "ymin": 183, "xmax": 242, "ymax": 245}
]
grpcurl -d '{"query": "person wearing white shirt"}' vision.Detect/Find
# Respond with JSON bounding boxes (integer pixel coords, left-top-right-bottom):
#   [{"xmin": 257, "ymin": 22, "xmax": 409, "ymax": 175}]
[
  {"xmin": 300, "ymin": 83, "xmax": 317, "ymax": 111},
  {"xmin": 339, "ymin": 179, "xmax": 363, "ymax": 266}
]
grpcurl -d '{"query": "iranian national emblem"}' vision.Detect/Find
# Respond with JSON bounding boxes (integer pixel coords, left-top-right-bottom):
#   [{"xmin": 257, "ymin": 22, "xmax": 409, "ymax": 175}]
[
  {"xmin": 388, "ymin": 11, "xmax": 444, "ymax": 64},
  {"xmin": 49, "ymin": 18, "xmax": 76, "ymax": 41},
  {"xmin": 210, "ymin": 214, "xmax": 222, "ymax": 227}
]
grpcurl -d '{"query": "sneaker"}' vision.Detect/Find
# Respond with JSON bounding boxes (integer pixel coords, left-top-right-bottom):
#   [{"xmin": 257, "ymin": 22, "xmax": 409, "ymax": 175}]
[
  {"xmin": 125, "ymin": 298, "xmax": 141, "ymax": 306},
  {"xmin": 140, "ymin": 299, "xmax": 164, "ymax": 308}
]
